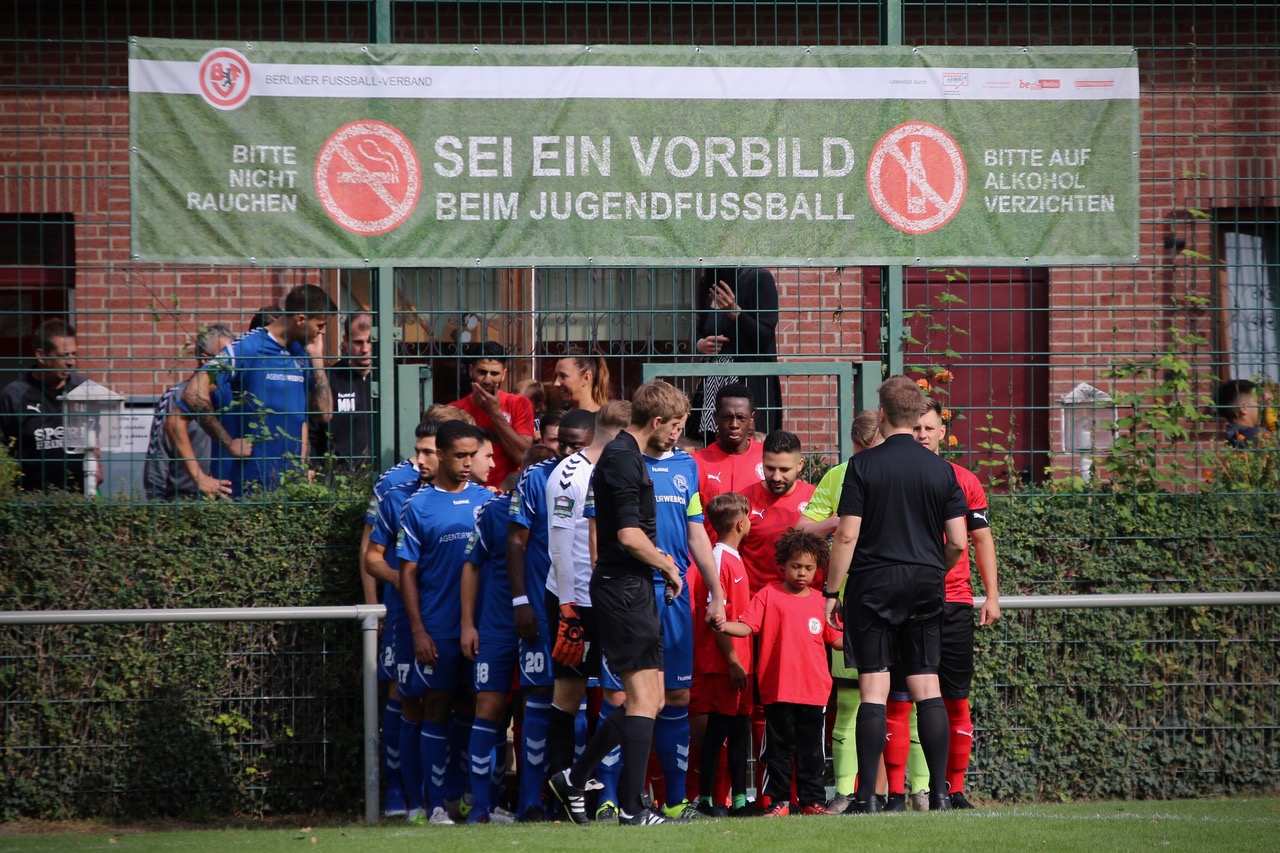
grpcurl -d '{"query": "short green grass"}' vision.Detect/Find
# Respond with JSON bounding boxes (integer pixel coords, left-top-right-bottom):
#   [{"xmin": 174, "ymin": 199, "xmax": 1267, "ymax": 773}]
[{"xmin": 3, "ymin": 798, "xmax": 1278, "ymax": 853}]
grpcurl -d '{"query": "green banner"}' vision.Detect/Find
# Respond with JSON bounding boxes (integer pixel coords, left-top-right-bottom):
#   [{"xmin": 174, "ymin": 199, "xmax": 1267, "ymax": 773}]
[{"xmin": 130, "ymin": 39, "xmax": 1140, "ymax": 266}]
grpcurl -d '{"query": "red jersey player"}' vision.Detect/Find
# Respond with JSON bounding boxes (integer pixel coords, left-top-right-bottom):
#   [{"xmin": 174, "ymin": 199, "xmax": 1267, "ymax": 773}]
[
  {"xmin": 737, "ymin": 430, "xmax": 817, "ymax": 594},
  {"xmin": 717, "ymin": 528, "xmax": 842, "ymax": 816},
  {"xmin": 693, "ymin": 383, "xmax": 764, "ymax": 541},
  {"xmin": 448, "ymin": 343, "xmax": 535, "ymax": 487},
  {"xmin": 690, "ymin": 492, "xmax": 754, "ymax": 817}
]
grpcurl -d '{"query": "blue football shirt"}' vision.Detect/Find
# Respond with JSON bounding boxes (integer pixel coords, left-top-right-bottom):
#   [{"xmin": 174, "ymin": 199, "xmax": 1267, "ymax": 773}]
[
  {"xmin": 643, "ymin": 449, "xmax": 705, "ymax": 579},
  {"xmin": 397, "ymin": 482, "xmax": 492, "ymax": 639}
]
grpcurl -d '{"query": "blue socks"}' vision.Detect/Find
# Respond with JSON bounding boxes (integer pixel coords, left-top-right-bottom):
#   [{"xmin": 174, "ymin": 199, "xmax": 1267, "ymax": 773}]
[
  {"xmin": 468, "ymin": 719, "xmax": 501, "ymax": 818},
  {"xmin": 520, "ymin": 697, "xmax": 551, "ymax": 816},
  {"xmin": 398, "ymin": 715, "xmax": 424, "ymax": 813},
  {"xmin": 655, "ymin": 705, "xmax": 691, "ymax": 807},
  {"xmin": 382, "ymin": 699, "xmax": 403, "ymax": 800},
  {"xmin": 595, "ymin": 699, "xmax": 622, "ymax": 807},
  {"xmin": 420, "ymin": 720, "xmax": 449, "ymax": 811}
]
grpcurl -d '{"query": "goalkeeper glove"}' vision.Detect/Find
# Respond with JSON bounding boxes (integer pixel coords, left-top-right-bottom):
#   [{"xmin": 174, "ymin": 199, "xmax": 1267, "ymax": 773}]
[{"xmin": 552, "ymin": 603, "xmax": 586, "ymax": 667}]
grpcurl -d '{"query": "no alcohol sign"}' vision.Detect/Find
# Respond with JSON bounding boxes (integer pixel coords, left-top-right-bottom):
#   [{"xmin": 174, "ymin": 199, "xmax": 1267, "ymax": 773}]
[{"xmin": 867, "ymin": 122, "xmax": 968, "ymax": 235}]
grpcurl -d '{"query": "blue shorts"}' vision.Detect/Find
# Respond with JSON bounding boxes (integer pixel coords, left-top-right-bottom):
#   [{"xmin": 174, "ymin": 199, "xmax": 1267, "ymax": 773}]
[
  {"xmin": 398, "ymin": 639, "xmax": 469, "ymax": 697},
  {"xmin": 474, "ymin": 633, "xmax": 519, "ymax": 694},
  {"xmin": 518, "ymin": 618, "xmax": 554, "ymax": 689},
  {"xmin": 658, "ymin": 580, "xmax": 694, "ymax": 691},
  {"xmin": 600, "ymin": 580, "xmax": 693, "ymax": 692},
  {"xmin": 378, "ymin": 620, "xmax": 398, "ymax": 682}
]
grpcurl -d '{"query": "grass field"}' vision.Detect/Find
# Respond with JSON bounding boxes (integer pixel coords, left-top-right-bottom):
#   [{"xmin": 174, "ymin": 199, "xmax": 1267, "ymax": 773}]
[{"xmin": 3, "ymin": 797, "xmax": 1279, "ymax": 853}]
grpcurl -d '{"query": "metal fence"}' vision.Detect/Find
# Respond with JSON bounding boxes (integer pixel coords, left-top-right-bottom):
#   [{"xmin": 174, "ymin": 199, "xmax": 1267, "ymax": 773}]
[{"xmin": 1, "ymin": 594, "xmax": 1276, "ymax": 820}]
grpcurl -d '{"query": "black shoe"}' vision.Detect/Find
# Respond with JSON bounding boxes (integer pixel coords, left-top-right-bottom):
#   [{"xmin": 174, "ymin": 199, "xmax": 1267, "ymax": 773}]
[
  {"xmin": 517, "ymin": 805, "xmax": 547, "ymax": 823},
  {"xmin": 728, "ymin": 804, "xmax": 757, "ymax": 818},
  {"xmin": 694, "ymin": 800, "xmax": 728, "ymax": 818},
  {"xmin": 618, "ymin": 806, "xmax": 672, "ymax": 825},
  {"xmin": 842, "ymin": 795, "xmax": 881, "ymax": 815},
  {"xmin": 950, "ymin": 791, "xmax": 976, "ymax": 810},
  {"xmin": 928, "ymin": 789, "xmax": 952, "ymax": 812},
  {"xmin": 883, "ymin": 793, "xmax": 907, "ymax": 813},
  {"xmin": 547, "ymin": 769, "xmax": 589, "ymax": 826}
]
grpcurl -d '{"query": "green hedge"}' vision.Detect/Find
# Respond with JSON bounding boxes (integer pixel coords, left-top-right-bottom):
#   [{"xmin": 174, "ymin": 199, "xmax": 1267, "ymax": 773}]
[
  {"xmin": 1, "ymin": 486, "xmax": 1277, "ymax": 819},
  {"xmin": 0, "ymin": 486, "xmax": 365, "ymax": 820},
  {"xmin": 970, "ymin": 490, "xmax": 1279, "ymax": 801}
]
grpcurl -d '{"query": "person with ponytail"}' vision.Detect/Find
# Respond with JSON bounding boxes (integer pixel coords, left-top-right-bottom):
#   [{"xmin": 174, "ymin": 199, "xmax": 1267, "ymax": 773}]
[{"xmin": 553, "ymin": 355, "xmax": 611, "ymax": 413}]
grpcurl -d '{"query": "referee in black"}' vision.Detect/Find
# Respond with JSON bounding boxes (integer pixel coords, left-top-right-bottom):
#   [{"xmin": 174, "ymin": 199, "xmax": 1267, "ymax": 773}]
[
  {"xmin": 549, "ymin": 380, "xmax": 725, "ymax": 826},
  {"xmin": 823, "ymin": 376, "xmax": 968, "ymax": 813}
]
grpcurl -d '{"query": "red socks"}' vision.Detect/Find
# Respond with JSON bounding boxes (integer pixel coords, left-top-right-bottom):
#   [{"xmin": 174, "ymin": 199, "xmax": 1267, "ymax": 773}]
[
  {"xmin": 883, "ymin": 699, "xmax": 912, "ymax": 794},
  {"xmin": 945, "ymin": 697, "xmax": 973, "ymax": 794}
]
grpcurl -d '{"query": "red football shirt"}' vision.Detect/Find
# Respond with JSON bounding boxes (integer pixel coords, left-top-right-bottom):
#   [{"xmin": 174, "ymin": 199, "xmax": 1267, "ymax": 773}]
[
  {"xmin": 738, "ymin": 479, "xmax": 818, "ymax": 594},
  {"xmin": 945, "ymin": 461, "xmax": 989, "ymax": 605},
  {"xmin": 450, "ymin": 390, "xmax": 535, "ymax": 487},
  {"xmin": 693, "ymin": 441, "xmax": 764, "ymax": 542},
  {"xmin": 691, "ymin": 543, "xmax": 753, "ymax": 675},
  {"xmin": 738, "ymin": 582, "xmax": 841, "ymax": 705}
]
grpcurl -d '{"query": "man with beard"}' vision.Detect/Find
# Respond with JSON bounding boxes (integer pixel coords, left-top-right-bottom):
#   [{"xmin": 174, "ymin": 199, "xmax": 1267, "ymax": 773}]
[{"xmin": 450, "ymin": 342, "xmax": 535, "ymax": 488}]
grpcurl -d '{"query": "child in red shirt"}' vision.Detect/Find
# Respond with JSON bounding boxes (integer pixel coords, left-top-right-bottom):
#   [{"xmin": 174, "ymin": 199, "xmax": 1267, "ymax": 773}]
[
  {"xmin": 690, "ymin": 492, "xmax": 754, "ymax": 817},
  {"xmin": 717, "ymin": 528, "xmax": 842, "ymax": 816}
]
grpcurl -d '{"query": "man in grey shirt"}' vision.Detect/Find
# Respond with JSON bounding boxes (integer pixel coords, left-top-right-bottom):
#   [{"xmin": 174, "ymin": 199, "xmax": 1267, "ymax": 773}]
[{"xmin": 143, "ymin": 324, "xmax": 234, "ymax": 499}]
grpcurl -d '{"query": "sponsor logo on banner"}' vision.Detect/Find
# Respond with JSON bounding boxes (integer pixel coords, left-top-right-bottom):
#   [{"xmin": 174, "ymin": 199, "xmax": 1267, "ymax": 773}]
[
  {"xmin": 314, "ymin": 120, "xmax": 422, "ymax": 235},
  {"xmin": 198, "ymin": 48, "xmax": 252, "ymax": 110},
  {"xmin": 867, "ymin": 121, "xmax": 967, "ymax": 235},
  {"xmin": 1018, "ymin": 78, "xmax": 1061, "ymax": 91},
  {"xmin": 942, "ymin": 72, "xmax": 969, "ymax": 90},
  {"xmin": 1075, "ymin": 78, "xmax": 1117, "ymax": 89}
]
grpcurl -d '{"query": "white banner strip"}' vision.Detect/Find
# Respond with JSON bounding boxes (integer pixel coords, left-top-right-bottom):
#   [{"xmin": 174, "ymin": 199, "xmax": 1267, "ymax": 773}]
[{"xmin": 130, "ymin": 59, "xmax": 1139, "ymax": 102}]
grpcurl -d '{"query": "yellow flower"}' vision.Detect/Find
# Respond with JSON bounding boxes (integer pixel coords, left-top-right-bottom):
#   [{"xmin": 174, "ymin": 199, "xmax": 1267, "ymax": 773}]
[
  {"xmin": 947, "ymin": 435, "xmax": 959, "ymax": 448},
  {"xmin": 941, "ymin": 408, "xmax": 953, "ymax": 423}
]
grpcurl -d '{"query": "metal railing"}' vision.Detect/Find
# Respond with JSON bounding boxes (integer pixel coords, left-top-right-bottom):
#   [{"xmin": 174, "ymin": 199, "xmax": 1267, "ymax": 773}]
[
  {"xmin": 2, "ymin": 592, "xmax": 1277, "ymax": 818},
  {"xmin": 0, "ymin": 604, "xmax": 386, "ymax": 825}
]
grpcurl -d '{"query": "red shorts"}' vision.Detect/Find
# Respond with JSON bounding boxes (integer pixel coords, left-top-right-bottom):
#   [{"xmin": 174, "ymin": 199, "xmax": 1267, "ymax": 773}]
[{"xmin": 691, "ymin": 672, "xmax": 753, "ymax": 717}]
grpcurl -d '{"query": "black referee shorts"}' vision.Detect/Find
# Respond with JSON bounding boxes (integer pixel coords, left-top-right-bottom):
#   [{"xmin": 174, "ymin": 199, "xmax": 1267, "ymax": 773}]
[
  {"xmin": 544, "ymin": 590, "xmax": 605, "ymax": 680},
  {"xmin": 939, "ymin": 601, "xmax": 976, "ymax": 699},
  {"xmin": 843, "ymin": 564, "xmax": 945, "ymax": 676},
  {"xmin": 589, "ymin": 571, "xmax": 664, "ymax": 676}
]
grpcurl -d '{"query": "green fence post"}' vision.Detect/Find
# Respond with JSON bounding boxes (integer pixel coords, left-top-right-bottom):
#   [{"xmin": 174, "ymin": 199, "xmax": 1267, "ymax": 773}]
[{"xmin": 881, "ymin": 0, "xmax": 906, "ymax": 378}]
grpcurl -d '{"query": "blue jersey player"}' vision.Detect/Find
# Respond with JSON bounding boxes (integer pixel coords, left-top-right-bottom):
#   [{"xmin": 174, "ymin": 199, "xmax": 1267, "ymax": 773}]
[
  {"xmin": 183, "ymin": 284, "xmax": 336, "ymax": 497},
  {"xmin": 644, "ymin": 440, "xmax": 718, "ymax": 819},
  {"xmin": 397, "ymin": 420, "xmax": 493, "ymax": 826},
  {"xmin": 365, "ymin": 422, "xmax": 439, "ymax": 822},
  {"xmin": 459, "ymin": 484, "xmax": 519, "ymax": 825},
  {"xmin": 506, "ymin": 450, "xmax": 562, "ymax": 821}
]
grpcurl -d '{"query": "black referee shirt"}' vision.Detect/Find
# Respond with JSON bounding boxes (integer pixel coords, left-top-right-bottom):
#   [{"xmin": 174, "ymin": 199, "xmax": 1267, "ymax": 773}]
[
  {"xmin": 590, "ymin": 429, "xmax": 657, "ymax": 577},
  {"xmin": 836, "ymin": 433, "xmax": 967, "ymax": 572}
]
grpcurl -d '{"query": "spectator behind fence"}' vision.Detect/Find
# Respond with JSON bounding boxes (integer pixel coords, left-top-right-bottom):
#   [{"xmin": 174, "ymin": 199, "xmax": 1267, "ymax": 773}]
[
  {"xmin": 448, "ymin": 342, "xmax": 534, "ymax": 488},
  {"xmin": 309, "ymin": 312, "xmax": 375, "ymax": 471},
  {"xmin": 694, "ymin": 268, "xmax": 781, "ymax": 440},
  {"xmin": 0, "ymin": 318, "xmax": 88, "ymax": 492},
  {"xmin": 142, "ymin": 324, "xmax": 236, "ymax": 500},
  {"xmin": 553, "ymin": 354, "xmax": 611, "ymax": 413},
  {"xmin": 1214, "ymin": 379, "xmax": 1265, "ymax": 448},
  {"xmin": 182, "ymin": 285, "xmax": 337, "ymax": 498}
]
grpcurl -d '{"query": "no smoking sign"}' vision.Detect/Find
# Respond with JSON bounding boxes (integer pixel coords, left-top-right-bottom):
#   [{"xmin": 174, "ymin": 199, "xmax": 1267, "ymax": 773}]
[
  {"xmin": 314, "ymin": 121, "xmax": 422, "ymax": 236},
  {"xmin": 867, "ymin": 122, "xmax": 967, "ymax": 235}
]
